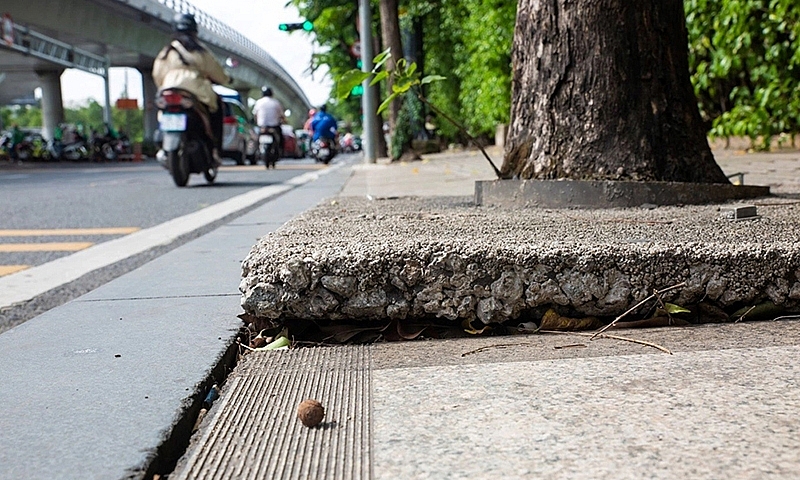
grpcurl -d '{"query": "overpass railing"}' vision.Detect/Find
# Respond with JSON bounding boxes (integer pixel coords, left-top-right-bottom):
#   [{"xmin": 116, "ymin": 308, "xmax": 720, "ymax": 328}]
[
  {"xmin": 157, "ymin": 0, "xmax": 309, "ymax": 106},
  {"xmin": 2, "ymin": 23, "xmax": 108, "ymax": 77}
]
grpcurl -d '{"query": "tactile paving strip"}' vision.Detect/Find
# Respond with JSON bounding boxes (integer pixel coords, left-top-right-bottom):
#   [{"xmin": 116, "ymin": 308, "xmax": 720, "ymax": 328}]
[{"xmin": 173, "ymin": 346, "xmax": 371, "ymax": 479}]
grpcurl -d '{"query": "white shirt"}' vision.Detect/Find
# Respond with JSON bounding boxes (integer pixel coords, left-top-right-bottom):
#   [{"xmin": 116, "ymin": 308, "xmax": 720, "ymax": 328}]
[{"xmin": 252, "ymin": 96, "xmax": 283, "ymax": 127}]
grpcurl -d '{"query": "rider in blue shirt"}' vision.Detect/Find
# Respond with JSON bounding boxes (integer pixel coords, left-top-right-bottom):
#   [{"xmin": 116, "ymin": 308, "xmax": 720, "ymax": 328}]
[{"xmin": 310, "ymin": 105, "xmax": 337, "ymax": 142}]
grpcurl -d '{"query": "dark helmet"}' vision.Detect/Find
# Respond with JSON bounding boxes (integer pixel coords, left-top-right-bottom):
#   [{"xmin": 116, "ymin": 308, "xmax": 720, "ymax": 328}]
[
  {"xmin": 173, "ymin": 13, "xmax": 198, "ymax": 34},
  {"xmin": 261, "ymin": 86, "xmax": 273, "ymax": 97},
  {"xmin": 319, "ymin": 104, "xmax": 328, "ymax": 113}
]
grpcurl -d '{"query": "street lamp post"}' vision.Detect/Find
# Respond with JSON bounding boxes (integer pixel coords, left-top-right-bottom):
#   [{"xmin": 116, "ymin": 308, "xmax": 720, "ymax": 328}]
[{"xmin": 359, "ymin": 0, "xmax": 376, "ymax": 163}]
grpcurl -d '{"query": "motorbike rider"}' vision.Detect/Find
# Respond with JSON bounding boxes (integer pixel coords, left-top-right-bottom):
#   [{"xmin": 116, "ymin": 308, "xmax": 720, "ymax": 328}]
[
  {"xmin": 303, "ymin": 108, "xmax": 316, "ymax": 134},
  {"xmin": 252, "ymin": 86, "xmax": 285, "ymax": 151},
  {"xmin": 152, "ymin": 13, "xmax": 232, "ymax": 164},
  {"xmin": 310, "ymin": 105, "xmax": 338, "ymax": 143}
]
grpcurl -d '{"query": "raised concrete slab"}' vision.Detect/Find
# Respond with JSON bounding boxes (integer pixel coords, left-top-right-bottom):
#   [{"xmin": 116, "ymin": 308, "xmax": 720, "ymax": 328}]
[
  {"xmin": 240, "ymin": 195, "xmax": 800, "ymax": 325},
  {"xmin": 243, "ymin": 148, "xmax": 800, "ymax": 329}
]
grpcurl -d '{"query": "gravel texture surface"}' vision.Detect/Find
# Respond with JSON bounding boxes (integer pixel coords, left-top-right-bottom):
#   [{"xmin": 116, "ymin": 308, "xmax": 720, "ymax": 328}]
[{"xmin": 240, "ymin": 195, "xmax": 800, "ymax": 325}]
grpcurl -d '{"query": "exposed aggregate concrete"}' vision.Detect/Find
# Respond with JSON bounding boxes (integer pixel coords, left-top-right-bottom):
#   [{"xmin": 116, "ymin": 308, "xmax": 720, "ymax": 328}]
[{"xmin": 240, "ymin": 195, "xmax": 800, "ymax": 324}]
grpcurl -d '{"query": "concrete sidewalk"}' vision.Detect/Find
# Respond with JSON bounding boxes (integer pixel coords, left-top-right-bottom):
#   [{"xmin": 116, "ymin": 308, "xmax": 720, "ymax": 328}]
[
  {"xmin": 175, "ymin": 148, "xmax": 800, "ymax": 479},
  {"xmin": 2, "ymin": 147, "xmax": 799, "ymax": 479}
]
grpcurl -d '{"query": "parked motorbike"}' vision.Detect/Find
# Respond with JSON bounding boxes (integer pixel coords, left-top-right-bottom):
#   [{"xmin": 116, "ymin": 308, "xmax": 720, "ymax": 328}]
[
  {"xmin": 61, "ymin": 135, "xmax": 91, "ymax": 161},
  {"xmin": 257, "ymin": 126, "xmax": 281, "ymax": 169},
  {"xmin": 155, "ymin": 88, "xmax": 218, "ymax": 187},
  {"xmin": 311, "ymin": 137, "xmax": 336, "ymax": 165},
  {"xmin": 0, "ymin": 132, "xmax": 12, "ymax": 160}
]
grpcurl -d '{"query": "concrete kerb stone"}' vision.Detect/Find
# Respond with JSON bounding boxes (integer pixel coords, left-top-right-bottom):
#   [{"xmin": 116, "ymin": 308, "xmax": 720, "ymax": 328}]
[
  {"xmin": 475, "ymin": 179, "xmax": 771, "ymax": 208},
  {"xmin": 239, "ymin": 194, "xmax": 800, "ymax": 329}
]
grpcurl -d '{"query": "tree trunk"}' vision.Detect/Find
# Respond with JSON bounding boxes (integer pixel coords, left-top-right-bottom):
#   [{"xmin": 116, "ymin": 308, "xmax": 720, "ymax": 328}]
[
  {"xmin": 503, "ymin": 0, "xmax": 729, "ymax": 184},
  {"xmin": 379, "ymin": 0, "xmax": 404, "ymax": 133}
]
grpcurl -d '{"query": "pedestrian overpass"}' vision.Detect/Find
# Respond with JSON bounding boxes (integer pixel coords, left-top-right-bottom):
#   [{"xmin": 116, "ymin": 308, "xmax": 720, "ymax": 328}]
[{"xmin": 0, "ymin": 0, "xmax": 313, "ymax": 140}]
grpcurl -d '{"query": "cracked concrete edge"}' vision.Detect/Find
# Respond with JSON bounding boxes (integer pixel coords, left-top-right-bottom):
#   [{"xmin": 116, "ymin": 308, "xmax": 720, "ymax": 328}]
[{"xmin": 238, "ymin": 202, "xmax": 800, "ymax": 325}]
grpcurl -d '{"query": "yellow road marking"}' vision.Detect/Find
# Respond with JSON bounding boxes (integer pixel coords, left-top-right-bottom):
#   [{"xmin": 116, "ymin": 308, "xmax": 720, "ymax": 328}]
[
  {"xmin": 0, "ymin": 265, "xmax": 29, "ymax": 276},
  {"xmin": 220, "ymin": 164, "xmax": 327, "ymax": 171},
  {"xmin": 0, "ymin": 242, "xmax": 94, "ymax": 252},
  {"xmin": 0, "ymin": 227, "xmax": 140, "ymax": 237}
]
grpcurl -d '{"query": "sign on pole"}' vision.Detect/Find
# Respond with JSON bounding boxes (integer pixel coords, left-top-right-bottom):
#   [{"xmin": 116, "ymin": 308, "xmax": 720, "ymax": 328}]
[{"xmin": 115, "ymin": 98, "xmax": 138, "ymax": 110}]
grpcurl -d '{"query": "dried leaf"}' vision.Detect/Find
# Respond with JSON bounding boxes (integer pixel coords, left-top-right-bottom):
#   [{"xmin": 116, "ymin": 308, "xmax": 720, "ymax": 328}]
[
  {"xmin": 539, "ymin": 309, "xmax": 603, "ymax": 331},
  {"xmin": 462, "ymin": 319, "xmax": 491, "ymax": 335},
  {"xmin": 732, "ymin": 302, "xmax": 785, "ymax": 322}
]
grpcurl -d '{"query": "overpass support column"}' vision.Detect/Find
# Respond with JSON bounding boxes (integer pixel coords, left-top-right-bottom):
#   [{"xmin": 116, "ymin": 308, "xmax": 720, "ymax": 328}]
[
  {"xmin": 236, "ymin": 88, "xmax": 251, "ymax": 106},
  {"xmin": 37, "ymin": 70, "xmax": 66, "ymax": 142},
  {"xmin": 139, "ymin": 69, "xmax": 159, "ymax": 142}
]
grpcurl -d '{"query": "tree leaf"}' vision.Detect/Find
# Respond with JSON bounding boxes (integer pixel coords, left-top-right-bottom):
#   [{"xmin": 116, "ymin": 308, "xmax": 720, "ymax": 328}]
[
  {"xmin": 372, "ymin": 48, "xmax": 392, "ymax": 71},
  {"xmin": 370, "ymin": 70, "xmax": 389, "ymax": 86},
  {"xmin": 377, "ymin": 92, "xmax": 399, "ymax": 115},
  {"xmin": 663, "ymin": 303, "xmax": 692, "ymax": 314},
  {"xmin": 421, "ymin": 75, "xmax": 447, "ymax": 85},
  {"xmin": 335, "ymin": 70, "xmax": 371, "ymax": 100}
]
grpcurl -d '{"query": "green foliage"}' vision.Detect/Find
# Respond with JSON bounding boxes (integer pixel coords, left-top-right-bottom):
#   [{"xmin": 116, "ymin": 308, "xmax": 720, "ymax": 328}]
[
  {"xmin": 454, "ymin": 0, "xmax": 515, "ymax": 135},
  {"xmin": 686, "ymin": 0, "xmax": 800, "ymax": 148},
  {"xmin": 289, "ymin": 0, "xmax": 513, "ymax": 141},
  {"xmin": 288, "ymin": 0, "xmax": 362, "ymax": 124},
  {"xmin": 392, "ymin": 91, "xmax": 424, "ymax": 159},
  {"xmin": 2, "ymin": 101, "xmax": 144, "ymax": 141},
  {"xmin": 299, "ymin": 0, "xmax": 800, "ymax": 149},
  {"xmin": 1, "ymin": 105, "xmax": 42, "ymax": 129}
]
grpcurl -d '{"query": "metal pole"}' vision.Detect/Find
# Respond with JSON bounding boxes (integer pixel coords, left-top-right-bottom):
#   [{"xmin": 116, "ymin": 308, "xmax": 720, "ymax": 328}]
[
  {"xmin": 103, "ymin": 61, "xmax": 113, "ymax": 128},
  {"xmin": 359, "ymin": 0, "xmax": 376, "ymax": 163}
]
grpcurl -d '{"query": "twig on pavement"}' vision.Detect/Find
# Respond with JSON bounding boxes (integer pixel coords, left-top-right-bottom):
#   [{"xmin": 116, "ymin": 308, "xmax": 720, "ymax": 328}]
[
  {"xmin": 592, "ymin": 282, "xmax": 686, "ymax": 339},
  {"xmin": 541, "ymin": 330, "xmax": 673, "ymax": 355},
  {"xmin": 461, "ymin": 342, "xmax": 529, "ymax": 357}
]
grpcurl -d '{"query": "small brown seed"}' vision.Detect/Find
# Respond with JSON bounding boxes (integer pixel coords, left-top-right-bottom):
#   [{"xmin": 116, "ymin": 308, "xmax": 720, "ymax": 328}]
[{"xmin": 297, "ymin": 399, "xmax": 325, "ymax": 427}]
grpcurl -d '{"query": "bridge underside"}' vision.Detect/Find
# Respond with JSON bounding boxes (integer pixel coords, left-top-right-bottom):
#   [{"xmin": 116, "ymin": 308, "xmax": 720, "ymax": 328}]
[{"xmin": 0, "ymin": 0, "xmax": 312, "ymax": 130}]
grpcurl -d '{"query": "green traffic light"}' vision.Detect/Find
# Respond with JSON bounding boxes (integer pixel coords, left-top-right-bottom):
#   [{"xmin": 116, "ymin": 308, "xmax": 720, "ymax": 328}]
[
  {"xmin": 279, "ymin": 23, "xmax": 289, "ymax": 31},
  {"xmin": 350, "ymin": 85, "xmax": 364, "ymax": 96},
  {"xmin": 302, "ymin": 20, "xmax": 313, "ymax": 31}
]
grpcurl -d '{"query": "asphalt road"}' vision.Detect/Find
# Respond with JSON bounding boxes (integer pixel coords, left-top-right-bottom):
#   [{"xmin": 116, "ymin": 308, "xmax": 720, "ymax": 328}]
[{"xmin": 0, "ymin": 155, "xmax": 338, "ymax": 331}]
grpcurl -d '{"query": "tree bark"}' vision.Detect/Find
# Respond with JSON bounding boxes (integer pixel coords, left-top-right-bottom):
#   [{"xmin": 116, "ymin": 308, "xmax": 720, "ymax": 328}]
[
  {"xmin": 379, "ymin": 0, "xmax": 404, "ymax": 133},
  {"xmin": 503, "ymin": 0, "xmax": 729, "ymax": 184}
]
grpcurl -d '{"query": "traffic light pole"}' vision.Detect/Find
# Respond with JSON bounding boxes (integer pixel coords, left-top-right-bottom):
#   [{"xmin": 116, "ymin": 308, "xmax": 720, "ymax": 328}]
[{"xmin": 359, "ymin": 0, "xmax": 377, "ymax": 164}]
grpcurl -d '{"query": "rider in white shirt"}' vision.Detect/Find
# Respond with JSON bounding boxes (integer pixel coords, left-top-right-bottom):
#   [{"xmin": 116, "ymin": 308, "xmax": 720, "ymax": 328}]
[{"xmin": 252, "ymin": 86, "xmax": 284, "ymax": 149}]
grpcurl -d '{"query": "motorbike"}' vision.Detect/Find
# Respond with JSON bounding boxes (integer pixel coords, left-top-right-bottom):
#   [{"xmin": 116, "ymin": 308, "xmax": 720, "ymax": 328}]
[
  {"xmin": 311, "ymin": 136, "xmax": 336, "ymax": 164},
  {"xmin": 61, "ymin": 135, "xmax": 91, "ymax": 161},
  {"xmin": 257, "ymin": 126, "xmax": 281, "ymax": 169},
  {"xmin": 0, "ymin": 132, "xmax": 12, "ymax": 160},
  {"xmin": 155, "ymin": 88, "xmax": 218, "ymax": 187},
  {"xmin": 339, "ymin": 133, "xmax": 361, "ymax": 153}
]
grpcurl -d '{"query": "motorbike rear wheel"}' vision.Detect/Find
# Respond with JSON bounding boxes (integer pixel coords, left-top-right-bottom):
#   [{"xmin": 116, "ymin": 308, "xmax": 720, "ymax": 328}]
[
  {"xmin": 204, "ymin": 165, "xmax": 218, "ymax": 183},
  {"xmin": 265, "ymin": 142, "xmax": 280, "ymax": 169},
  {"xmin": 168, "ymin": 149, "xmax": 190, "ymax": 187}
]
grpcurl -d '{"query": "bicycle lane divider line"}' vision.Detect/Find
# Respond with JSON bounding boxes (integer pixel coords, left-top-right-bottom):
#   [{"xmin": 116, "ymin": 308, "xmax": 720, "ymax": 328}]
[
  {"xmin": 0, "ymin": 266, "xmax": 29, "ymax": 277},
  {"xmin": 0, "ymin": 242, "xmax": 94, "ymax": 252},
  {"xmin": 0, "ymin": 228, "xmax": 139, "ymax": 277},
  {"xmin": 0, "ymin": 164, "xmax": 343, "ymax": 310}
]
